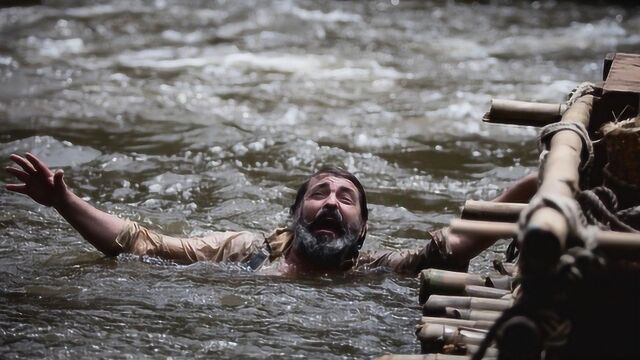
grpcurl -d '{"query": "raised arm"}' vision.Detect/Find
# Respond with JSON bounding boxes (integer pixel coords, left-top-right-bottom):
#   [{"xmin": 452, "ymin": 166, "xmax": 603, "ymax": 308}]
[
  {"xmin": 446, "ymin": 172, "xmax": 539, "ymax": 263},
  {"xmin": 6, "ymin": 153, "xmax": 125, "ymax": 256}
]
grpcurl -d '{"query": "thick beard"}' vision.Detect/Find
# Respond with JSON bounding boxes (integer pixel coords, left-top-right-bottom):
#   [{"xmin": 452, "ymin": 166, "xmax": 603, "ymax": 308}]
[{"xmin": 291, "ymin": 215, "xmax": 361, "ymax": 272}]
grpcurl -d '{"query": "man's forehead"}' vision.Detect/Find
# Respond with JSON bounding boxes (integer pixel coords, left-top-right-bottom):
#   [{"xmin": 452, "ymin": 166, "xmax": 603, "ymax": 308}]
[{"xmin": 307, "ymin": 174, "xmax": 358, "ymax": 192}]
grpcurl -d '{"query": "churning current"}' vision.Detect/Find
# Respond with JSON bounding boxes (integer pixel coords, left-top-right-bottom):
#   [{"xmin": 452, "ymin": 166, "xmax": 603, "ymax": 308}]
[{"xmin": 1, "ymin": 0, "xmax": 639, "ymax": 358}]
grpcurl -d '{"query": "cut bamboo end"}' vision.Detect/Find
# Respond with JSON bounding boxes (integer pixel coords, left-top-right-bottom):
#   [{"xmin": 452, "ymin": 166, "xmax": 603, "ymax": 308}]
[
  {"xmin": 420, "ymin": 270, "xmax": 514, "ymax": 304},
  {"xmin": 483, "ymin": 99, "xmax": 567, "ymax": 127},
  {"xmin": 416, "ymin": 322, "xmax": 498, "ymax": 357},
  {"xmin": 493, "ymin": 259, "xmax": 517, "ymax": 276},
  {"xmin": 419, "ymin": 269, "xmax": 485, "ymax": 304},
  {"xmin": 484, "ymin": 275, "xmax": 513, "ymax": 291}
]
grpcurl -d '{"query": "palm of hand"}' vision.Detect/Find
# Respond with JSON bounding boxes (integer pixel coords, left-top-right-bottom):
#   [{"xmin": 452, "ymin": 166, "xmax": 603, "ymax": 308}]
[{"xmin": 6, "ymin": 153, "xmax": 67, "ymax": 207}]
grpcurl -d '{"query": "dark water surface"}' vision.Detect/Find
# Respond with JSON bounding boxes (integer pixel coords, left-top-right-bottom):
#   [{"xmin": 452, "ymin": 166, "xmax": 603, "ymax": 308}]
[{"xmin": 1, "ymin": 0, "xmax": 639, "ymax": 358}]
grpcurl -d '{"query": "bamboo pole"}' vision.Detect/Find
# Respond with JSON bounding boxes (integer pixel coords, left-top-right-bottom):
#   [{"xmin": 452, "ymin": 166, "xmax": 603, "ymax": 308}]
[
  {"xmin": 423, "ymin": 295, "xmax": 513, "ymax": 316},
  {"xmin": 483, "ymin": 99, "xmax": 567, "ymax": 127},
  {"xmin": 420, "ymin": 316, "xmax": 495, "ymax": 330},
  {"xmin": 417, "ymin": 323, "xmax": 485, "ymax": 351},
  {"xmin": 419, "ymin": 269, "xmax": 485, "ymax": 304},
  {"xmin": 417, "ymin": 323, "xmax": 498, "ymax": 357},
  {"xmin": 450, "ymin": 219, "xmax": 640, "ymax": 261},
  {"xmin": 520, "ymin": 95, "xmax": 594, "ymax": 273},
  {"xmin": 464, "ymin": 285, "xmax": 510, "ymax": 299},
  {"xmin": 590, "ymin": 230, "xmax": 640, "ymax": 259},
  {"xmin": 450, "ymin": 219, "xmax": 517, "ymax": 239},
  {"xmin": 461, "ymin": 200, "xmax": 526, "ymax": 222},
  {"xmin": 493, "ymin": 260, "xmax": 517, "ymax": 276},
  {"xmin": 484, "ymin": 275, "xmax": 513, "ymax": 291},
  {"xmin": 419, "ymin": 269, "xmax": 514, "ymax": 305},
  {"xmin": 445, "ymin": 308, "xmax": 503, "ymax": 321},
  {"xmin": 417, "ymin": 323, "xmax": 488, "ymax": 345}
]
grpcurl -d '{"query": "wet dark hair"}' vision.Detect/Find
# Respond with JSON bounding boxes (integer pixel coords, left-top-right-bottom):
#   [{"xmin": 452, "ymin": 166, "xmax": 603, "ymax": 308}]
[{"xmin": 289, "ymin": 167, "xmax": 369, "ymax": 223}]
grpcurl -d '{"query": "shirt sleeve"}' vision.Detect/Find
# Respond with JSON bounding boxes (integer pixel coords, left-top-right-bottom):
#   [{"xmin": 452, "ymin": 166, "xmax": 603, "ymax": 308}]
[
  {"xmin": 355, "ymin": 227, "xmax": 469, "ymax": 275},
  {"xmin": 114, "ymin": 220, "xmax": 262, "ymax": 264}
]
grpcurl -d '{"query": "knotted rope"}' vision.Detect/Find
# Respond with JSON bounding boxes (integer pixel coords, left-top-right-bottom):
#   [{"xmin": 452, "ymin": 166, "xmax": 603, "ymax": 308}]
[{"xmin": 577, "ymin": 187, "xmax": 639, "ymax": 233}]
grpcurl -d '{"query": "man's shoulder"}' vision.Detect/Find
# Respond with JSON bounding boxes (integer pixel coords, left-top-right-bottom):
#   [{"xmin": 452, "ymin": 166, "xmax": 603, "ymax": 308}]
[{"xmin": 264, "ymin": 227, "xmax": 294, "ymax": 259}]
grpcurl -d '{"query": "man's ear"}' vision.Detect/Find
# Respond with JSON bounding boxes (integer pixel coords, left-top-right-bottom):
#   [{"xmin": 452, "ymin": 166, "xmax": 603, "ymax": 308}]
[{"xmin": 357, "ymin": 224, "xmax": 368, "ymax": 249}]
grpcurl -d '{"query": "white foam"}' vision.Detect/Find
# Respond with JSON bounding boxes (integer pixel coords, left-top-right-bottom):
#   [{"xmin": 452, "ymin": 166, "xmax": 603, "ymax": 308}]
[
  {"xmin": 0, "ymin": 56, "xmax": 14, "ymax": 66},
  {"xmin": 33, "ymin": 38, "xmax": 84, "ymax": 58},
  {"xmin": 1, "ymin": 136, "xmax": 100, "ymax": 168},
  {"xmin": 65, "ymin": 4, "xmax": 148, "ymax": 18},
  {"xmin": 117, "ymin": 46, "xmax": 401, "ymax": 81},
  {"xmin": 289, "ymin": 6, "xmax": 362, "ymax": 23},
  {"xmin": 223, "ymin": 52, "xmax": 322, "ymax": 74},
  {"xmin": 161, "ymin": 30, "xmax": 207, "ymax": 44},
  {"xmin": 232, "ymin": 143, "xmax": 249, "ymax": 156}
]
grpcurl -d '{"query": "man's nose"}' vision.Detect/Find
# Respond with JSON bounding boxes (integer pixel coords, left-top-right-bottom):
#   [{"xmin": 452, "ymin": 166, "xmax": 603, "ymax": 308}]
[{"xmin": 323, "ymin": 192, "xmax": 339, "ymax": 209}]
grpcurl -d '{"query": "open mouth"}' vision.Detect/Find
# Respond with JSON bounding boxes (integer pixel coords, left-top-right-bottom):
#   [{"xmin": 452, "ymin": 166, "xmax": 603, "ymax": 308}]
[{"xmin": 308, "ymin": 216, "xmax": 345, "ymax": 239}]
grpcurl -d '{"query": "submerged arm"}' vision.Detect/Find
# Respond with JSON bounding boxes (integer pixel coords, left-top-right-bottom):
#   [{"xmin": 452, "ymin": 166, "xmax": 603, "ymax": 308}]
[
  {"xmin": 446, "ymin": 173, "xmax": 538, "ymax": 263},
  {"xmin": 6, "ymin": 153, "xmax": 125, "ymax": 256},
  {"xmin": 358, "ymin": 174, "xmax": 538, "ymax": 275}
]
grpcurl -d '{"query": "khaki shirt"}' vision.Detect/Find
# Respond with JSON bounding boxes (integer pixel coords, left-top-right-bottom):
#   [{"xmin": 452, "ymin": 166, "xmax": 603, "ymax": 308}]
[{"xmin": 115, "ymin": 220, "xmax": 468, "ymax": 275}]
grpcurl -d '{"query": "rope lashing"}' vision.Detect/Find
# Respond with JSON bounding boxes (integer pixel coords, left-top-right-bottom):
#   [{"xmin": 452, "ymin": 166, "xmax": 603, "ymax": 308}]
[
  {"xmin": 470, "ymin": 295, "xmax": 573, "ymax": 360},
  {"xmin": 517, "ymin": 195, "xmax": 597, "ymax": 250},
  {"xmin": 537, "ymin": 83, "xmax": 596, "ymax": 188},
  {"xmin": 603, "ymin": 166, "xmax": 640, "ymax": 225},
  {"xmin": 472, "ymin": 201, "xmax": 602, "ymax": 359},
  {"xmin": 565, "ymin": 82, "xmax": 596, "ymax": 107},
  {"xmin": 617, "ymin": 206, "xmax": 640, "ymax": 230},
  {"xmin": 537, "ymin": 121, "xmax": 594, "ymax": 174},
  {"xmin": 577, "ymin": 187, "xmax": 639, "ymax": 233}
]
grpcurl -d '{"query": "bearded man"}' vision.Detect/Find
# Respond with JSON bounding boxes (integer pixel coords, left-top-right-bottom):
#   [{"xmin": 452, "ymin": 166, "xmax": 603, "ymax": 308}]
[{"xmin": 5, "ymin": 153, "xmax": 537, "ymax": 275}]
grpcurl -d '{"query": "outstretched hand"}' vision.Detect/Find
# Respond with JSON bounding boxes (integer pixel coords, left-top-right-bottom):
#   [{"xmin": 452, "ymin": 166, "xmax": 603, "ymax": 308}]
[{"xmin": 6, "ymin": 153, "xmax": 69, "ymax": 208}]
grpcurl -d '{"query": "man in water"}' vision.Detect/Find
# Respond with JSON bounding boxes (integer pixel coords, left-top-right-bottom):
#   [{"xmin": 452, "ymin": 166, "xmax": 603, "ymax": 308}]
[{"xmin": 5, "ymin": 153, "xmax": 537, "ymax": 274}]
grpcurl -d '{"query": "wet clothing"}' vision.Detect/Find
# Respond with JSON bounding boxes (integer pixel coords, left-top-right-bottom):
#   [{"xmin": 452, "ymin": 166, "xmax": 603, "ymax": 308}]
[{"xmin": 115, "ymin": 220, "xmax": 468, "ymax": 275}]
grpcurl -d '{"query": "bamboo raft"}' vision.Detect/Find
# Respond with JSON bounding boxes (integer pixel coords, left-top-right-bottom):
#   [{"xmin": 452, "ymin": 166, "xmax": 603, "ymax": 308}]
[{"xmin": 380, "ymin": 53, "xmax": 640, "ymax": 360}]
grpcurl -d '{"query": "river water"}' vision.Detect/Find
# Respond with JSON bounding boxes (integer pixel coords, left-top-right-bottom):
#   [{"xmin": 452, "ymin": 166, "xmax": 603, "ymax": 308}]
[{"xmin": 1, "ymin": 0, "xmax": 639, "ymax": 358}]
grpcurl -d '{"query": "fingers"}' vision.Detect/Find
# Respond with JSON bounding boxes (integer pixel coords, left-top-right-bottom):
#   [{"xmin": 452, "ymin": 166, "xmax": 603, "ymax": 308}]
[
  {"xmin": 5, "ymin": 184, "xmax": 27, "ymax": 195},
  {"xmin": 9, "ymin": 154, "xmax": 36, "ymax": 174},
  {"xmin": 5, "ymin": 166, "xmax": 30, "ymax": 183},
  {"xmin": 53, "ymin": 170, "xmax": 67, "ymax": 191},
  {"xmin": 25, "ymin": 152, "xmax": 53, "ymax": 178}
]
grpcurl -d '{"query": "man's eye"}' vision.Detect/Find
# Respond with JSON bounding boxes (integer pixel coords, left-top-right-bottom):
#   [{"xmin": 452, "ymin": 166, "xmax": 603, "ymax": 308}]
[{"xmin": 340, "ymin": 196, "xmax": 354, "ymax": 204}]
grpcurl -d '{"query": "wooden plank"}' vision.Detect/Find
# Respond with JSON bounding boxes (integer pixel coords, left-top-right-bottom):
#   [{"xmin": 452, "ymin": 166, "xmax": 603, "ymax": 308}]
[{"xmin": 603, "ymin": 53, "xmax": 640, "ymax": 93}]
